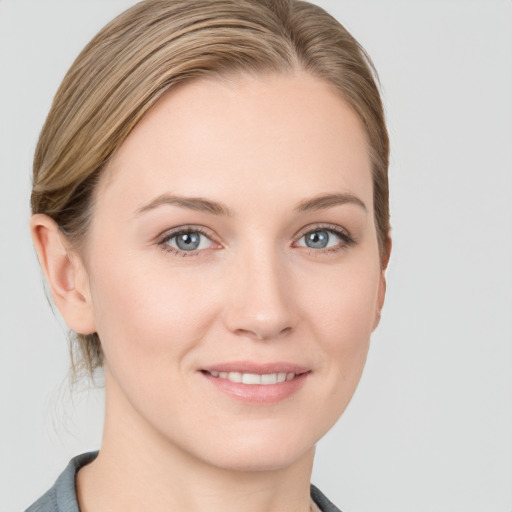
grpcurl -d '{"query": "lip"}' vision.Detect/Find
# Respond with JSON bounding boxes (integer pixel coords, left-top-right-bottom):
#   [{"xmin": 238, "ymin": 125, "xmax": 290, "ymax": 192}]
[
  {"xmin": 200, "ymin": 361, "xmax": 310, "ymax": 404},
  {"xmin": 202, "ymin": 361, "xmax": 309, "ymax": 374}
]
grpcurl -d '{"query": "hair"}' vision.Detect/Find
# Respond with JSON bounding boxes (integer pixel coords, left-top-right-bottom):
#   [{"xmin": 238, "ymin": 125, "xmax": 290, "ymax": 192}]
[{"xmin": 31, "ymin": 0, "xmax": 390, "ymax": 377}]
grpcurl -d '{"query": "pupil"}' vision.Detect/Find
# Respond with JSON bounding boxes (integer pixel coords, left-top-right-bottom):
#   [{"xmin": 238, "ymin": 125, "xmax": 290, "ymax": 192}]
[
  {"xmin": 306, "ymin": 231, "xmax": 329, "ymax": 249},
  {"xmin": 176, "ymin": 232, "xmax": 200, "ymax": 250}
]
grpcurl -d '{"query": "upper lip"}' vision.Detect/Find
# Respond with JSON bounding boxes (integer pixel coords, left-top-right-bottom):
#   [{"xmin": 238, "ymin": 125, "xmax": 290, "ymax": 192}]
[{"xmin": 201, "ymin": 361, "xmax": 310, "ymax": 375}]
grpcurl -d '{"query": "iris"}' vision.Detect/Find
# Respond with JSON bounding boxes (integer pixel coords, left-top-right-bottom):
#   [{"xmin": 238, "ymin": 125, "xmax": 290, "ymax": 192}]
[
  {"xmin": 176, "ymin": 232, "xmax": 201, "ymax": 250},
  {"xmin": 305, "ymin": 230, "xmax": 330, "ymax": 249}
]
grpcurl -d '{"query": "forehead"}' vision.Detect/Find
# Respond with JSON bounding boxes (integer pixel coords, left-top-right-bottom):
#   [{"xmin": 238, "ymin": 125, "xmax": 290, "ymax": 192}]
[{"xmin": 98, "ymin": 71, "xmax": 373, "ymax": 214}]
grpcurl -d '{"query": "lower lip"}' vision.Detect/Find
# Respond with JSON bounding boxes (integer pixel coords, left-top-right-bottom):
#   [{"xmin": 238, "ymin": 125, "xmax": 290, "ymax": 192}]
[{"xmin": 200, "ymin": 371, "xmax": 309, "ymax": 404}]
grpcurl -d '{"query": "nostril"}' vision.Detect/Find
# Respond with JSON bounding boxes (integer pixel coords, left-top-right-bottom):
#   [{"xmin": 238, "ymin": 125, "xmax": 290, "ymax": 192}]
[{"xmin": 234, "ymin": 325, "xmax": 293, "ymax": 341}]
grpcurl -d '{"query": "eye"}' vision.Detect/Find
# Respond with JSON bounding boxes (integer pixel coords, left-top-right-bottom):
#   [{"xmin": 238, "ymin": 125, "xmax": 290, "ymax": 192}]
[
  {"xmin": 294, "ymin": 225, "xmax": 355, "ymax": 252},
  {"xmin": 159, "ymin": 228, "xmax": 215, "ymax": 256},
  {"xmin": 297, "ymin": 229, "xmax": 340, "ymax": 250}
]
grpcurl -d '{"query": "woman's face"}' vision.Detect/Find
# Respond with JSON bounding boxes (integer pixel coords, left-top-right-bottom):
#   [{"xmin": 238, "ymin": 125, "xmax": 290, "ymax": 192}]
[{"xmin": 81, "ymin": 71, "xmax": 386, "ymax": 471}]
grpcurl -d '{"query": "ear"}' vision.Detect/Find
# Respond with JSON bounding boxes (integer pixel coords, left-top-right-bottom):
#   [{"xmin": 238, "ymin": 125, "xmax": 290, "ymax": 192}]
[
  {"xmin": 30, "ymin": 214, "xmax": 96, "ymax": 335},
  {"xmin": 373, "ymin": 236, "xmax": 392, "ymax": 331}
]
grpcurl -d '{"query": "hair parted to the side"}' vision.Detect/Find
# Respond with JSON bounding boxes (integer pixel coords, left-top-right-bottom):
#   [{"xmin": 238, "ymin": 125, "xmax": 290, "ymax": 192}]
[{"xmin": 32, "ymin": 0, "xmax": 390, "ymax": 378}]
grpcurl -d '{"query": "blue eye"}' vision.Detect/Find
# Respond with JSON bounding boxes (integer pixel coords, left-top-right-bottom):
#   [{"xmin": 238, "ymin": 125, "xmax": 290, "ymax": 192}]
[
  {"xmin": 175, "ymin": 232, "xmax": 201, "ymax": 250},
  {"xmin": 295, "ymin": 226, "xmax": 354, "ymax": 251},
  {"xmin": 303, "ymin": 230, "xmax": 333, "ymax": 249},
  {"xmin": 161, "ymin": 229, "xmax": 213, "ymax": 253}
]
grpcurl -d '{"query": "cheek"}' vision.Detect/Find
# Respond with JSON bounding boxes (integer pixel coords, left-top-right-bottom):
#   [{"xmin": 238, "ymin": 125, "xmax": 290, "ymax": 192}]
[
  {"xmin": 87, "ymin": 251, "xmax": 221, "ymax": 375},
  {"xmin": 304, "ymin": 256, "xmax": 380, "ymax": 343},
  {"xmin": 300, "ymin": 255, "xmax": 380, "ymax": 397}
]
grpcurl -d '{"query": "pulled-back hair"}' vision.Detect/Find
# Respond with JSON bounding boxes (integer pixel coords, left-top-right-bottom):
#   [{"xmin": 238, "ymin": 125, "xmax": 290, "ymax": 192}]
[{"xmin": 31, "ymin": 0, "xmax": 389, "ymax": 377}]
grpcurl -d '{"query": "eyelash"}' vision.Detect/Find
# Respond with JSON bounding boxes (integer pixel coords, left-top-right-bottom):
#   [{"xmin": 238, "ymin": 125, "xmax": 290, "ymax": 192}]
[
  {"xmin": 294, "ymin": 224, "xmax": 356, "ymax": 254},
  {"xmin": 157, "ymin": 224, "xmax": 356, "ymax": 257},
  {"xmin": 157, "ymin": 226, "xmax": 214, "ymax": 257}
]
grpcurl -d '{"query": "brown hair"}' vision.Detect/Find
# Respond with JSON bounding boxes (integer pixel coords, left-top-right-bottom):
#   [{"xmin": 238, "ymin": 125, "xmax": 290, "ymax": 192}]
[{"xmin": 31, "ymin": 0, "xmax": 390, "ymax": 377}]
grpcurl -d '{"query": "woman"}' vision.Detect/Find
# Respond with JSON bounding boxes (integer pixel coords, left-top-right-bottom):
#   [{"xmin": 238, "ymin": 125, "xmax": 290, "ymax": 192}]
[{"xmin": 27, "ymin": 0, "xmax": 390, "ymax": 510}]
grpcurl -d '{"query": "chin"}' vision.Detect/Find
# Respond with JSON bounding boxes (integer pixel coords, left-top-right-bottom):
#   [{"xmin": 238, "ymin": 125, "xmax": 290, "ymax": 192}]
[
  {"xmin": 207, "ymin": 441, "xmax": 315, "ymax": 473},
  {"xmin": 176, "ymin": 421, "xmax": 322, "ymax": 473}
]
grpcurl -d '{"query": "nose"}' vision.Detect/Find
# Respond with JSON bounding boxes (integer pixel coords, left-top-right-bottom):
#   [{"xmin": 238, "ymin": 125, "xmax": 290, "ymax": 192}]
[{"xmin": 222, "ymin": 249, "xmax": 297, "ymax": 341}]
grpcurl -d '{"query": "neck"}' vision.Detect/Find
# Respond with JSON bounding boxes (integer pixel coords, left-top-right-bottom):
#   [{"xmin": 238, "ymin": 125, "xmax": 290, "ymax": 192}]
[{"xmin": 77, "ymin": 372, "xmax": 315, "ymax": 512}]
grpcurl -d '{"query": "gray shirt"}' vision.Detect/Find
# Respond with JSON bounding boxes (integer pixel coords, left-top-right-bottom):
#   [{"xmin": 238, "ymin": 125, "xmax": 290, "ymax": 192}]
[{"xmin": 26, "ymin": 452, "xmax": 342, "ymax": 512}]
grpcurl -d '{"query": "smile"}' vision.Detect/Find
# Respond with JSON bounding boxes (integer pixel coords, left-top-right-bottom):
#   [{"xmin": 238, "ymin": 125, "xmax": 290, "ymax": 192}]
[
  {"xmin": 206, "ymin": 371, "xmax": 296, "ymax": 385},
  {"xmin": 200, "ymin": 364, "xmax": 310, "ymax": 404}
]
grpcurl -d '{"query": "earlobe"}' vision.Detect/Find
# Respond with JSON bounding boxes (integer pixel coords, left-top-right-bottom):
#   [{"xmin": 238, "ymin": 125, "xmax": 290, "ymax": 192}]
[
  {"xmin": 373, "ymin": 236, "xmax": 392, "ymax": 331},
  {"xmin": 373, "ymin": 270, "xmax": 387, "ymax": 330},
  {"xmin": 30, "ymin": 214, "xmax": 96, "ymax": 335}
]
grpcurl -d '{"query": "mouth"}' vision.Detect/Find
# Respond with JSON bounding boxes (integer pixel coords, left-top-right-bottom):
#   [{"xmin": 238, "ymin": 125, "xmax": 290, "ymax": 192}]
[
  {"xmin": 202, "ymin": 370, "xmax": 299, "ymax": 385},
  {"xmin": 199, "ymin": 363, "xmax": 310, "ymax": 404}
]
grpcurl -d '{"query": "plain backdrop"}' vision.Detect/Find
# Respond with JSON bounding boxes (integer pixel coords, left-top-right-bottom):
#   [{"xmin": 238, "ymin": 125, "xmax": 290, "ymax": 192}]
[{"xmin": 1, "ymin": 1, "xmax": 511, "ymax": 511}]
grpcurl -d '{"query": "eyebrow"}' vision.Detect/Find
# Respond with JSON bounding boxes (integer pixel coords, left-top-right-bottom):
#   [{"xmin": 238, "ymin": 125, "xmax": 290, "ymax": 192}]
[
  {"xmin": 294, "ymin": 193, "xmax": 367, "ymax": 213},
  {"xmin": 136, "ymin": 194, "xmax": 234, "ymax": 216},
  {"xmin": 136, "ymin": 192, "xmax": 366, "ymax": 217}
]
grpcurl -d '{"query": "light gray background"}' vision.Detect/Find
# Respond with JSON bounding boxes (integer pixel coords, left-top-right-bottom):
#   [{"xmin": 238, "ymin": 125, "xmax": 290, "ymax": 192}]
[{"xmin": 1, "ymin": 1, "xmax": 511, "ymax": 511}]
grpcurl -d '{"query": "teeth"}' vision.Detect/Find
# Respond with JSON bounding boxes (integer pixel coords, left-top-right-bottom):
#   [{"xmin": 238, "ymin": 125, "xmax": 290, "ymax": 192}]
[
  {"xmin": 261, "ymin": 373, "xmax": 277, "ymax": 384},
  {"xmin": 208, "ymin": 371, "xmax": 296, "ymax": 385},
  {"xmin": 228, "ymin": 372, "xmax": 242, "ymax": 383},
  {"xmin": 242, "ymin": 373, "xmax": 261, "ymax": 384}
]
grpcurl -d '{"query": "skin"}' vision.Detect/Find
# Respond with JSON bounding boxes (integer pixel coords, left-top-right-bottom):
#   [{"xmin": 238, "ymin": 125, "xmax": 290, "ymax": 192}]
[{"xmin": 31, "ymin": 70, "xmax": 388, "ymax": 512}]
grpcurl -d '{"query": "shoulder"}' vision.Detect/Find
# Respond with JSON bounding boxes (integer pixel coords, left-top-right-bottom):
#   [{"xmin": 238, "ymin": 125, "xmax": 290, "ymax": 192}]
[
  {"xmin": 311, "ymin": 484, "xmax": 343, "ymax": 512},
  {"xmin": 25, "ymin": 486, "xmax": 58, "ymax": 512},
  {"xmin": 25, "ymin": 452, "xmax": 98, "ymax": 512}
]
